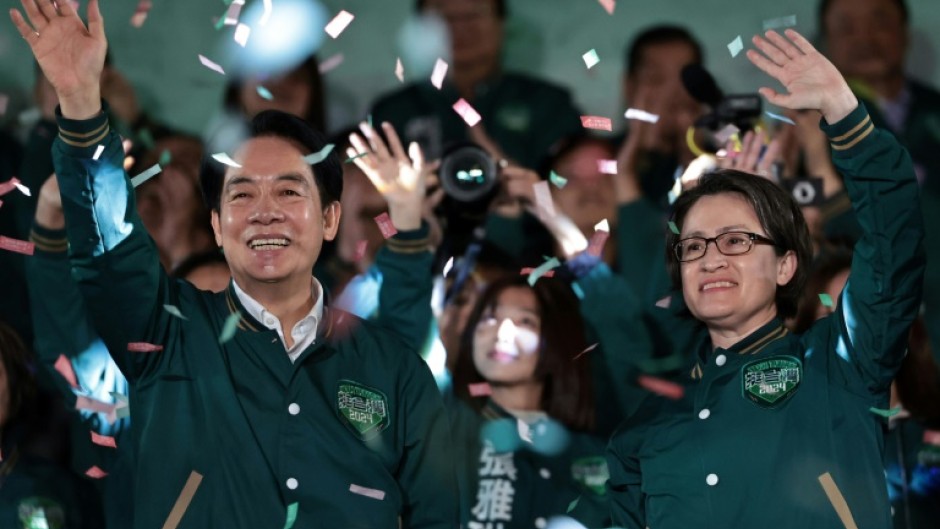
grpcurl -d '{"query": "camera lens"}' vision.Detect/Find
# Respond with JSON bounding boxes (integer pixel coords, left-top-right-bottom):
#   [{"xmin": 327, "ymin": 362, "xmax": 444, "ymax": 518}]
[{"xmin": 439, "ymin": 143, "xmax": 498, "ymax": 203}]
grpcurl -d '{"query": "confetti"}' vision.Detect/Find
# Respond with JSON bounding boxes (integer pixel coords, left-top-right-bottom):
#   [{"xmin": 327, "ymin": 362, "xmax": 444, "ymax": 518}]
[
  {"xmin": 549, "ymin": 171, "xmax": 567, "ymax": 189},
  {"xmin": 818, "ymin": 472, "xmax": 859, "ymax": 529},
  {"xmin": 163, "ymin": 304, "xmax": 189, "ymax": 320},
  {"xmin": 637, "ymin": 375, "xmax": 684, "ymax": 400},
  {"xmin": 430, "ymin": 58, "xmax": 448, "ymax": 89},
  {"xmin": 93, "ymin": 144, "xmax": 105, "ymax": 161},
  {"xmin": 223, "ymin": 0, "xmax": 244, "ymax": 26},
  {"xmin": 112, "ymin": 392, "xmax": 130, "ymax": 420},
  {"xmin": 374, "ymin": 212, "xmax": 398, "ymax": 239},
  {"xmin": 924, "ymin": 430, "xmax": 940, "ymax": 446},
  {"xmin": 594, "ymin": 219, "xmax": 610, "ymax": 232},
  {"xmin": 233, "ymin": 23, "xmax": 251, "ymax": 47},
  {"xmin": 714, "ymin": 124, "xmax": 740, "ymax": 145},
  {"xmin": 212, "ymin": 152, "xmax": 242, "ymax": 168},
  {"xmin": 259, "ymin": 0, "xmax": 272, "ymax": 26},
  {"xmin": 468, "ymin": 382, "xmax": 492, "ymax": 397},
  {"xmin": 349, "ymin": 483, "xmax": 386, "ymax": 500},
  {"xmin": 303, "ymin": 144, "xmax": 335, "ymax": 165},
  {"xmin": 580, "ymin": 115, "xmax": 612, "ymax": 131},
  {"xmin": 567, "ymin": 496, "xmax": 581, "ymax": 513},
  {"xmin": 527, "ymin": 257, "xmax": 561, "ymax": 287},
  {"xmin": 198, "ymin": 54, "xmax": 226, "ymax": 75},
  {"xmin": 324, "ymin": 10, "xmax": 355, "ymax": 39},
  {"xmin": 532, "ymin": 180, "xmax": 555, "ymax": 218},
  {"xmin": 453, "ymin": 98, "xmax": 482, "ymax": 127},
  {"xmin": 765, "ymin": 111, "xmax": 796, "ymax": 125},
  {"xmin": 519, "ymin": 267, "xmax": 555, "ymax": 278},
  {"xmin": 129, "ymin": 0, "xmax": 152, "ymax": 28},
  {"xmin": 159, "ymin": 149, "xmax": 172, "ymax": 167},
  {"xmin": 0, "ymin": 177, "xmax": 25, "ymax": 197},
  {"xmin": 442, "ymin": 256, "xmax": 455, "ymax": 277},
  {"xmin": 256, "ymin": 86, "xmax": 274, "ymax": 101},
  {"xmin": 869, "ymin": 406, "xmax": 902, "ymax": 418},
  {"xmin": 13, "ymin": 181, "xmax": 30, "ymax": 196},
  {"xmin": 344, "ymin": 152, "xmax": 368, "ymax": 164},
  {"xmin": 625, "ymin": 108, "xmax": 660, "ymax": 123},
  {"xmin": 586, "ymin": 228, "xmax": 609, "ymax": 257},
  {"xmin": 219, "ymin": 312, "xmax": 241, "ymax": 344},
  {"xmin": 582, "ymin": 49, "xmax": 600, "ymax": 69},
  {"xmin": 353, "ymin": 240, "xmax": 368, "ymax": 262},
  {"xmin": 283, "ymin": 503, "xmax": 299, "ymax": 529},
  {"xmin": 573, "ymin": 343, "xmax": 598, "ymax": 360},
  {"xmin": 318, "ymin": 53, "xmax": 345, "ymax": 74},
  {"xmin": 90, "ymin": 431, "xmax": 117, "ymax": 448},
  {"xmin": 655, "ymin": 295, "xmax": 672, "ymax": 309},
  {"xmin": 395, "ymin": 57, "xmax": 404, "ymax": 82},
  {"xmin": 128, "ymin": 342, "xmax": 163, "ymax": 352},
  {"xmin": 0, "ymin": 236, "xmax": 35, "ymax": 256},
  {"xmin": 85, "ymin": 466, "xmax": 108, "ymax": 479},
  {"xmin": 54, "ymin": 354, "xmax": 80, "ymax": 388},
  {"xmin": 540, "ymin": 468, "xmax": 551, "ymax": 479},
  {"xmin": 763, "ymin": 14, "xmax": 797, "ymax": 31},
  {"xmin": 130, "ymin": 163, "xmax": 162, "ymax": 188},
  {"xmin": 597, "ymin": 159, "xmax": 617, "ymax": 175},
  {"xmin": 598, "ymin": 0, "xmax": 615, "ymax": 15},
  {"xmin": 75, "ymin": 395, "xmax": 117, "ymax": 415},
  {"xmin": 818, "ymin": 293, "xmax": 834, "ymax": 308},
  {"xmin": 668, "ymin": 221, "xmax": 680, "ymax": 235},
  {"xmin": 570, "ymin": 282, "xmax": 584, "ymax": 299},
  {"xmin": 727, "ymin": 36, "xmax": 744, "ymax": 58},
  {"xmin": 163, "ymin": 471, "xmax": 204, "ymax": 529}
]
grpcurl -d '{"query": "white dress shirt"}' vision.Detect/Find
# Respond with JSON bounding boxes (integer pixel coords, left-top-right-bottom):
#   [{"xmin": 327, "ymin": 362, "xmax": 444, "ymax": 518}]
[{"xmin": 232, "ymin": 277, "xmax": 324, "ymax": 363}]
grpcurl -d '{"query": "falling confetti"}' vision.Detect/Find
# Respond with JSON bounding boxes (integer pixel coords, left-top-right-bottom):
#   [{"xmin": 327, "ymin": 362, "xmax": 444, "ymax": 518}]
[
  {"xmin": 233, "ymin": 23, "xmax": 251, "ymax": 47},
  {"xmin": 597, "ymin": 159, "xmax": 617, "ymax": 174},
  {"xmin": 127, "ymin": 342, "xmax": 163, "ymax": 352},
  {"xmin": 324, "ymin": 10, "xmax": 355, "ymax": 39},
  {"xmin": 714, "ymin": 124, "xmax": 741, "ymax": 145},
  {"xmin": 0, "ymin": 236, "xmax": 35, "ymax": 256},
  {"xmin": 283, "ymin": 503, "xmax": 299, "ymax": 529},
  {"xmin": 655, "ymin": 295, "xmax": 672, "ymax": 309},
  {"xmin": 54, "ymin": 354, "xmax": 80, "ymax": 388},
  {"xmin": 219, "ymin": 313, "xmax": 241, "ymax": 344},
  {"xmin": 533, "ymin": 180, "xmax": 556, "ymax": 218},
  {"xmin": 818, "ymin": 293, "xmax": 834, "ymax": 308},
  {"xmin": 349, "ymin": 484, "xmax": 386, "ymax": 500},
  {"xmin": 582, "ymin": 49, "xmax": 600, "ymax": 69},
  {"xmin": 625, "ymin": 108, "xmax": 660, "ymax": 123},
  {"xmin": 259, "ymin": 0, "xmax": 272, "ymax": 26},
  {"xmin": 159, "ymin": 149, "xmax": 172, "ymax": 167},
  {"xmin": 129, "ymin": 0, "xmax": 152, "ymax": 28},
  {"xmin": 163, "ymin": 304, "xmax": 189, "ymax": 320},
  {"xmin": 223, "ymin": 0, "xmax": 244, "ymax": 26},
  {"xmin": 869, "ymin": 406, "xmax": 902, "ymax": 418},
  {"xmin": 637, "ymin": 375, "xmax": 684, "ymax": 400},
  {"xmin": 520, "ymin": 267, "xmax": 554, "ymax": 278},
  {"xmin": 727, "ymin": 36, "xmax": 744, "ymax": 58},
  {"xmin": 468, "ymin": 382, "xmax": 492, "ymax": 397},
  {"xmin": 549, "ymin": 171, "xmax": 567, "ymax": 189},
  {"xmin": 212, "ymin": 152, "xmax": 242, "ymax": 168},
  {"xmin": 92, "ymin": 144, "xmax": 105, "ymax": 161},
  {"xmin": 374, "ymin": 212, "xmax": 398, "ymax": 239},
  {"xmin": 573, "ymin": 343, "xmax": 598, "ymax": 360},
  {"xmin": 431, "ymin": 58, "xmax": 448, "ymax": 89},
  {"xmin": 256, "ymin": 86, "xmax": 274, "ymax": 101},
  {"xmin": 580, "ymin": 116, "xmax": 612, "ymax": 131},
  {"xmin": 90, "ymin": 431, "xmax": 117, "ymax": 448},
  {"xmin": 527, "ymin": 257, "xmax": 561, "ymax": 287},
  {"xmin": 344, "ymin": 152, "xmax": 368, "ymax": 164},
  {"xmin": 163, "ymin": 471, "xmax": 204, "ymax": 529},
  {"xmin": 131, "ymin": 164, "xmax": 162, "ymax": 188},
  {"xmin": 818, "ymin": 472, "xmax": 859, "ymax": 529},
  {"xmin": 198, "ymin": 54, "xmax": 226, "ymax": 75},
  {"xmin": 453, "ymin": 98, "xmax": 482, "ymax": 127},
  {"xmin": 0, "ymin": 177, "xmax": 27, "ymax": 197},
  {"xmin": 598, "ymin": 0, "xmax": 615, "ymax": 15},
  {"xmin": 567, "ymin": 496, "xmax": 581, "ymax": 513},
  {"xmin": 395, "ymin": 57, "xmax": 404, "ymax": 82},
  {"xmin": 85, "ymin": 466, "xmax": 108, "ymax": 479},
  {"xmin": 765, "ymin": 111, "xmax": 796, "ymax": 125},
  {"xmin": 763, "ymin": 14, "xmax": 797, "ymax": 31},
  {"xmin": 303, "ymin": 144, "xmax": 335, "ymax": 165},
  {"xmin": 75, "ymin": 395, "xmax": 117, "ymax": 415},
  {"xmin": 318, "ymin": 53, "xmax": 345, "ymax": 74},
  {"xmin": 668, "ymin": 221, "xmax": 680, "ymax": 235}
]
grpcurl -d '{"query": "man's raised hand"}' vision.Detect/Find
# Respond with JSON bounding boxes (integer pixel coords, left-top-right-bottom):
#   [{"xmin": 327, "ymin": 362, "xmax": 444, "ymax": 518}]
[
  {"xmin": 747, "ymin": 29, "xmax": 857, "ymax": 124},
  {"xmin": 10, "ymin": 0, "xmax": 107, "ymax": 119}
]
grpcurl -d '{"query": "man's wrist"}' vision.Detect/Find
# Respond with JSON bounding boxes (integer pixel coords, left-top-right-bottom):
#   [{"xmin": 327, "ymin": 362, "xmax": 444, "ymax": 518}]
[
  {"xmin": 35, "ymin": 205, "xmax": 65, "ymax": 230},
  {"xmin": 58, "ymin": 90, "xmax": 103, "ymax": 120},
  {"xmin": 821, "ymin": 89, "xmax": 858, "ymax": 125}
]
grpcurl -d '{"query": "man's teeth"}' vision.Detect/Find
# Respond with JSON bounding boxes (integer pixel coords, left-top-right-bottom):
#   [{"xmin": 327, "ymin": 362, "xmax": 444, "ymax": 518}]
[
  {"xmin": 703, "ymin": 281, "xmax": 735, "ymax": 291},
  {"xmin": 249, "ymin": 238, "xmax": 289, "ymax": 249}
]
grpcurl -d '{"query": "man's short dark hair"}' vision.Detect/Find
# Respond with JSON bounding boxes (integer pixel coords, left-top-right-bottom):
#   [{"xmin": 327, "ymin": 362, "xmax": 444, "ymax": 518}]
[
  {"xmin": 818, "ymin": 0, "xmax": 909, "ymax": 36},
  {"xmin": 624, "ymin": 25, "xmax": 703, "ymax": 77},
  {"xmin": 199, "ymin": 110, "xmax": 343, "ymax": 212},
  {"xmin": 415, "ymin": 0, "xmax": 507, "ymax": 19},
  {"xmin": 665, "ymin": 170, "xmax": 813, "ymax": 320}
]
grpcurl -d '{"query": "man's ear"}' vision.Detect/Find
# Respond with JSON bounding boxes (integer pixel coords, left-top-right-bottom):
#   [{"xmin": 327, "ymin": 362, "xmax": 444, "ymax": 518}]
[
  {"xmin": 322, "ymin": 201, "xmax": 341, "ymax": 242},
  {"xmin": 776, "ymin": 250, "xmax": 797, "ymax": 287},
  {"xmin": 211, "ymin": 209, "xmax": 223, "ymax": 247}
]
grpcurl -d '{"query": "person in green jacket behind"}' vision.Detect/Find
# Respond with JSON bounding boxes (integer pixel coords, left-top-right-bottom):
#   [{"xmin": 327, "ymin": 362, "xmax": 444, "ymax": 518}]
[
  {"xmin": 606, "ymin": 29, "xmax": 925, "ymax": 529},
  {"xmin": 10, "ymin": 2, "xmax": 458, "ymax": 527}
]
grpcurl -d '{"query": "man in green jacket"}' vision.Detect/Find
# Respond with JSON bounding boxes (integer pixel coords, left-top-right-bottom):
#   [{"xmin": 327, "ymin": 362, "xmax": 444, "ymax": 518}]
[{"xmin": 10, "ymin": 2, "xmax": 458, "ymax": 527}]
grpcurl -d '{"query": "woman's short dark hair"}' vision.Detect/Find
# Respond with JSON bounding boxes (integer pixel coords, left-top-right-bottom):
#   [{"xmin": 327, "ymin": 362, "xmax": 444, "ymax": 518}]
[
  {"xmin": 199, "ymin": 109, "xmax": 343, "ymax": 213},
  {"xmin": 791, "ymin": 245, "xmax": 853, "ymax": 334},
  {"xmin": 452, "ymin": 276, "xmax": 594, "ymax": 432},
  {"xmin": 666, "ymin": 170, "xmax": 813, "ymax": 320},
  {"xmin": 223, "ymin": 54, "xmax": 326, "ymax": 132}
]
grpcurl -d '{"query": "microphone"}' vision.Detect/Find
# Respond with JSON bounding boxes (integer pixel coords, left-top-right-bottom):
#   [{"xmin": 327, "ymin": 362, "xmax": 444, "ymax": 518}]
[{"xmin": 681, "ymin": 64, "xmax": 723, "ymax": 107}]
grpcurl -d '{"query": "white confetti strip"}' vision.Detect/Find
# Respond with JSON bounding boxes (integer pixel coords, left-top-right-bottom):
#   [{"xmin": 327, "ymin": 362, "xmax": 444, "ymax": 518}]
[
  {"xmin": 763, "ymin": 14, "xmax": 797, "ymax": 31},
  {"xmin": 13, "ymin": 182, "xmax": 30, "ymax": 197},
  {"xmin": 395, "ymin": 57, "xmax": 404, "ymax": 82},
  {"xmin": 349, "ymin": 484, "xmax": 385, "ymax": 501},
  {"xmin": 303, "ymin": 144, "xmax": 335, "ymax": 165},
  {"xmin": 582, "ymin": 49, "xmax": 600, "ymax": 69},
  {"xmin": 430, "ymin": 58, "xmax": 448, "ymax": 89},
  {"xmin": 92, "ymin": 144, "xmax": 105, "ymax": 161},
  {"xmin": 727, "ymin": 36, "xmax": 744, "ymax": 58},
  {"xmin": 594, "ymin": 219, "xmax": 609, "ymax": 232},
  {"xmin": 532, "ymin": 180, "xmax": 555, "ymax": 218},
  {"xmin": 233, "ymin": 23, "xmax": 251, "ymax": 47},
  {"xmin": 597, "ymin": 159, "xmax": 617, "ymax": 174},
  {"xmin": 324, "ymin": 10, "xmax": 354, "ymax": 39},
  {"xmin": 256, "ymin": 86, "xmax": 273, "ymax": 100},
  {"xmin": 318, "ymin": 53, "xmax": 344, "ymax": 74},
  {"xmin": 765, "ymin": 111, "xmax": 796, "ymax": 125},
  {"xmin": 259, "ymin": 0, "xmax": 272, "ymax": 26},
  {"xmin": 624, "ymin": 108, "xmax": 660, "ymax": 123},
  {"xmin": 131, "ymin": 164, "xmax": 162, "ymax": 188},
  {"xmin": 198, "ymin": 54, "xmax": 226, "ymax": 75},
  {"xmin": 212, "ymin": 152, "xmax": 242, "ymax": 168}
]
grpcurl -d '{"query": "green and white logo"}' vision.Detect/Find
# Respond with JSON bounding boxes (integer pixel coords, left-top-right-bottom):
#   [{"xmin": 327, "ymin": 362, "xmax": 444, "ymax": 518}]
[
  {"xmin": 571, "ymin": 457, "xmax": 610, "ymax": 496},
  {"xmin": 742, "ymin": 356, "xmax": 802, "ymax": 408},
  {"xmin": 337, "ymin": 380, "xmax": 389, "ymax": 440}
]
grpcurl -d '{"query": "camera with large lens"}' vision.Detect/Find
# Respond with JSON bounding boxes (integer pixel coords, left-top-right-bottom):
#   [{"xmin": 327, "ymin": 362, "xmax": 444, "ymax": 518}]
[
  {"xmin": 681, "ymin": 64, "xmax": 762, "ymax": 148},
  {"xmin": 435, "ymin": 142, "xmax": 502, "ymax": 259}
]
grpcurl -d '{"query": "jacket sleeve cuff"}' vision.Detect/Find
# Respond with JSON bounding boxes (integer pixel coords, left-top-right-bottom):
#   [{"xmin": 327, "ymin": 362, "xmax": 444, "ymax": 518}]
[
  {"xmin": 30, "ymin": 224, "xmax": 69, "ymax": 255},
  {"xmin": 54, "ymin": 100, "xmax": 111, "ymax": 154},
  {"xmin": 386, "ymin": 222, "xmax": 432, "ymax": 254},
  {"xmin": 820, "ymin": 103, "xmax": 876, "ymax": 155}
]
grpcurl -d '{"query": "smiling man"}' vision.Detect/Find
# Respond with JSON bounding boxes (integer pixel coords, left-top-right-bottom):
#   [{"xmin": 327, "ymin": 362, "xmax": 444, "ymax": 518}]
[{"xmin": 10, "ymin": 1, "xmax": 457, "ymax": 527}]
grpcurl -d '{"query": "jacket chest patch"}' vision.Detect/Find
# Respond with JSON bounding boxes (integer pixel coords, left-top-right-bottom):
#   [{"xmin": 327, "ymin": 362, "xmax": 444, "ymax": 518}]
[
  {"xmin": 571, "ymin": 456, "xmax": 610, "ymax": 496},
  {"xmin": 741, "ymin": 356, "xmax": 802, "ymax": 408},
  {"xmin": 337, "ymin": 380, "xmax": 389, "ymax": 440}
]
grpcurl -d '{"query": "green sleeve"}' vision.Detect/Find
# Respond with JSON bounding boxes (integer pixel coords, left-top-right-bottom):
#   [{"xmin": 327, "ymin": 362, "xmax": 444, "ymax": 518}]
[
  {"xmin": 53, "ymin": 104, "xmax": 175, "ymax": 383},
  {"xmin": 819, "ymin": 104, "xmax": 926, "ymax": 394},
  {"xmin": 606, "ymin": 429, "xmax": 646, "ymax": 529},
  {"xmin": 483, "ymin": 212, "xmax": 526, "ymax": 260},
  {"xmin": 15, "ymin": 119, "xmax": 57, "ymax": 236},
  {"xmin": 374, "ymin": 223, "xmax": 434, "ymax": 354},
  {"xmin": 615, "ymin": 196, "xmax": 666, "ymax": 302}
]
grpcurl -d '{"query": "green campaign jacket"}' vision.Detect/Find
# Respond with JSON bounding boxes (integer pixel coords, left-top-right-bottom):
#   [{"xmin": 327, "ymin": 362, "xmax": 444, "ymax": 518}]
[
  {"xmin": 606, "ymin": 105, "xmax": 926, "ymax": 529},
  {"xmin": 50, "ymin": 107, "xmax": 458, "ymax": 529}
]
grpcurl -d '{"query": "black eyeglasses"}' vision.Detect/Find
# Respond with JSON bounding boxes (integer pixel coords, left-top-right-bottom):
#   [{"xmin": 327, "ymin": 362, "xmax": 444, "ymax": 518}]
[{"xmin": 674, "ymin": 232, "xmax": 777, "ymax": 263}]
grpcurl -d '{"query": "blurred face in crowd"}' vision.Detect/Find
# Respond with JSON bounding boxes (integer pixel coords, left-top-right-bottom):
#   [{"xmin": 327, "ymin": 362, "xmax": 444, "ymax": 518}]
[
  {"xmin": 472, "ymin": 286, "xmax": 542, "ymax": 386},
  {"xmin": 239, "ymin": 67, "xmax": 313, "ymax": 120},
  {"xmin": 680, "ymin": 193, "xmax": 796, "ymax": 335},
  {"xmin": 551, "ymin": 141, "xmax": 617, "ymax": 236},
  {"xmin": 336, "ymin": 165, "xmax": 387, "ymax": 270},
  {"xmin": 823, "ymin": 0, "xmax": 908, "ymax": 87},
  {"xmin": 424, "ymin": 0, "xmax": 503, "ymax": 71},
  {"xmin": 211, "ymin": 136, "xmax": 340, "ymax": 289}
]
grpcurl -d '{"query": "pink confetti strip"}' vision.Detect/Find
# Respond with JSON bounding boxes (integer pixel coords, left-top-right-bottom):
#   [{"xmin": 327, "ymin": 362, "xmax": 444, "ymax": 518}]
[
  {"xmin": 90, "ymin": 431, "xmax": 118, "ymax": 448},
  {"xmin": 85, "ymin": 466, "xmax": 109, "ymax": 479},
  {"xmin": 55, "ymin": 354, "xmax": 80, "ymax": 388},
  {"xmin": 349, "ymin": 483, "xmax": 386, "ymax": 500},
  {"xmin": 318, "ymin": 53, "xmax": 345, "ymax": 74},
  {"xmin": 637, "ymin": 375, "xmax": 684, "ymax": 400},
  {"xmin": 597, "ymin": 159, "xmax": 618, "ymax": 175},
  {"xmin": 580, "ymin": 115, "xmax": 612, "ymax": 131},
  {"xmin": 468, "ymin": 382, "xmax": 492, "ymax": 397},
  {"xmin": 598, "ymin": 0, "xmax": 615, "ymax": 14},
  {"xmin": 452, "ymin": 98, "xmax": 482, "ymax": 127},
  {"xmin": 0, "ymin": 236, "xmax": 34, "ymax": 256},
  {"xmin": 353, "ymin": 240, "xmax": 368, "ymax": 262},
  {"xmin": 325, "ymin": 10, "xmax": 355, "ymax": 39},
  {"xmin": 75, "ymin": 395, "xmax": 117, "ymax": 415},
  {"xmin": 130, "ymin": 0, "xmax": 152, "ymax": 28},
  {"xmin": 0, "ymin": 176, "xmax": 22, "ymax": 197},
  {"xmin": 430, "ymin": 58, "xmax": 448, "ymax": 89},
  {"xmin": 373, "ymin": 213, "xmax": 398, "ymax": 239},
  {"xmin": 519, "ymin": 268, "xmax": 555, "ymax": 278},
  {"xmin": 924, "ymin": 429, "xmax": 940, "ymax": 446},
  {"xmin": 586, "ymin": 230, "xmax": 609, "ymax": 257},
  {"xmin": 223, "ymin": 0, "xmax": 243, "ymax": 26},
  {"xmin": 128, "ymin": 342, "xmax": 163, "ymax": 352},
  {"xmin": 198, "ymin": 54, "xmax": 226, "ymax": 76}
]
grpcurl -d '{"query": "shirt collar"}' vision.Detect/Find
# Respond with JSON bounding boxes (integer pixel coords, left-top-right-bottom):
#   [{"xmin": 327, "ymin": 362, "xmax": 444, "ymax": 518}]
[{"xmin": 231, "ymin": 277, "xmax": 324, "ymax": 336}]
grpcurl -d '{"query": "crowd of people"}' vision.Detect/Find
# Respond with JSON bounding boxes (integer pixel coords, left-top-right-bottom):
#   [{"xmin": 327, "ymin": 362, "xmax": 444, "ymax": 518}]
[{"xmin": 1, "ymin": 0, "xmax": 939, "ymax": 528}]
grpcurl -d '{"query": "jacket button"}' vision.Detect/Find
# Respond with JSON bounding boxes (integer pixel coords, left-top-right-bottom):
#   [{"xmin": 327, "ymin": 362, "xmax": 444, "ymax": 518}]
[
  {"xmin": 288, "ymin": 403, "xmax": 300, "ymax": 415},
  {"xmin": 715, "ymin": 354, "xmax": 727, "ymax": 366},
  {"xmin": 286, "ymin": 478, "xmax": 298, "ymax": 490},
  {"xmin": 698, "ymin": 409, "xmax": 711, "ymax": 420},
  {"xmin": 706, "ymin": 473, "xmax": 719, "ymax": 486}
]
